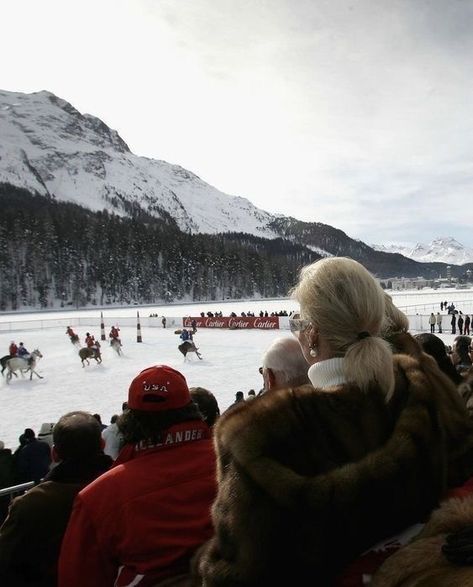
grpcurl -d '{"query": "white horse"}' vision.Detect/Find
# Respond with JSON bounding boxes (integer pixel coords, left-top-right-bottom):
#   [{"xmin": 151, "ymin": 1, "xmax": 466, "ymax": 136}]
[
  {"xmin": 110, "ymin": 338, "xmax": 122, "ymax": 356},
  {"xmin": 6, "ymin": 349, "xmax": 43, "ymax": 383}
]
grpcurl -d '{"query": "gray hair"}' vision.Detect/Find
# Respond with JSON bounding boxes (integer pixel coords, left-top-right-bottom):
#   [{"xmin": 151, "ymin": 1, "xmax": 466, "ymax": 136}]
[{"xmin": 262, "ymin": 337, "xmax": 309, "ymax": 388}]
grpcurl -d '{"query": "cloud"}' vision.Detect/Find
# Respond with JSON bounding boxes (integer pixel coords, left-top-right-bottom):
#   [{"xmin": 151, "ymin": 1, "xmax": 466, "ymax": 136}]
[{"xmin": 1, "ymin": 0, "xmax": 473, "ymax": 245}]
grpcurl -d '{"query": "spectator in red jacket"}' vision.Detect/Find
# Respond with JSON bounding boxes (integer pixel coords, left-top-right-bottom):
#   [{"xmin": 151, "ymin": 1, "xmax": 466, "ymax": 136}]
[{"xmin": 59, "ymin": 365, "xmax": 216, "ymax": 587}]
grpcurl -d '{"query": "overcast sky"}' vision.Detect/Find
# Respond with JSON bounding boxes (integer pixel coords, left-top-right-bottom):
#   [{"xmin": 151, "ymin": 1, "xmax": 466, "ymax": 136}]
[{"xmin": 2, "ymin": 0, "xmax": 473, "ymax": 246}]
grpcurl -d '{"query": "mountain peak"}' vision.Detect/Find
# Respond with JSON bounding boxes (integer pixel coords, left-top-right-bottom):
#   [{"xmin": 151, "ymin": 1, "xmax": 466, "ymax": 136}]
[
  {"xmin": 373, "ymin": 237, "xmax": 473, "ymax": 265},
  {"xmin": 0, "ymin": 88, "xmax": 277, "ymax": 237}
]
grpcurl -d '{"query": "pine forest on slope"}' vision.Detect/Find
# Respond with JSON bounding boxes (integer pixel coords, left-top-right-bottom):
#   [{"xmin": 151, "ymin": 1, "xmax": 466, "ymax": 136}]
[
  {"xmin": 0, "ymin": 90, "xmax": 470, "ymax": 310},
  {"xmin": 0, "ymin": 186, "xmax": 317, "ymax": 310}
]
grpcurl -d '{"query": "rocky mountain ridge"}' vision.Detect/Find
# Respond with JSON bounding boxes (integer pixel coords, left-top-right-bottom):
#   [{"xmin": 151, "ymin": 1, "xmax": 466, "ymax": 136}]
[
  {"xmin": 0, "ymin": 88, "xmax": 469, "ymax": 305},
  {"xmin": 0, "ymin": 89, "xmax": 279, "ymax": 239},
  {"xmin": 373, "ymin": 237, "xmax": 473, "ymax": 266}
]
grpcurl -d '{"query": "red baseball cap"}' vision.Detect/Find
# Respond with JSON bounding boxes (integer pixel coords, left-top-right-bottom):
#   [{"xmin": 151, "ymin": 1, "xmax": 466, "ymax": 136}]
[{"xmin": 128, "ymin": 365, "xmax": 191, "ymax": 412}]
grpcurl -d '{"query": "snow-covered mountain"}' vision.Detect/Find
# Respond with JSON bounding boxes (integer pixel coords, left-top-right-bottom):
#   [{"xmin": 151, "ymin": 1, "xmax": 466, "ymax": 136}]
[
  {"xmin": 0, "ymin": 89, "xmax": 278, "ymax": 237},
  {"xmin": 4, "ymin": 89, "xmax": 467, "ymax": 274},
  {"xmin": 373, "ymin": 237, "xmax": 473, "ymax": 265},
  {"xmin": 371, "ymin": 242, "xmax": 416, "ymax": 258}
]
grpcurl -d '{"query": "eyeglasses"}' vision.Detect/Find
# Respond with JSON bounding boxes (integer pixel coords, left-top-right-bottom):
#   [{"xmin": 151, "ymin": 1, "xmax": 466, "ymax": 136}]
[{"xmin": 289, "ymin": 313, "xmax": 312, "ymax": 335}]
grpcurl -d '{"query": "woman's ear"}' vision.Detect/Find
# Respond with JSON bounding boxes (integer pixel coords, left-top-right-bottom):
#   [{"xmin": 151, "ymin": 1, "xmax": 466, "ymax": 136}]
[{"xmin": 306, "ymin": 324, "xmax": 318, "ymax": 348}]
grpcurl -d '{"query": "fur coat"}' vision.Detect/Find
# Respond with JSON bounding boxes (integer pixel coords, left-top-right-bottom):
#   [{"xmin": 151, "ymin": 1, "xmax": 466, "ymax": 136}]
[
  {"xmin": 390, "ymin": 332, "xmax": 473, "ymax": 488},
  {"xmin": 372, "ymin": 495, "xmax": 473, "ymax": 586},
  {"xmin": 193, "ymin": 351, "xmax": 473, "ymax": 586}
]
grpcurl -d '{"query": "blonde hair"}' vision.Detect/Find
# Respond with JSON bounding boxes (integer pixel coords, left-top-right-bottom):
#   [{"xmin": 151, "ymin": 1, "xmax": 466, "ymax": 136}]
[
  {"xmin": 382, "ymin": 292, "xmax": 409, "ymax": 337},
  {"xmin": 292, "ymin": 257, "xmax": 394, "ymax": 398}
]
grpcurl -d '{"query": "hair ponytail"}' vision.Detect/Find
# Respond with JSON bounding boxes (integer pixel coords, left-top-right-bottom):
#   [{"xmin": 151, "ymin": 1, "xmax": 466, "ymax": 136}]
[{"xmin": 344, "ymin": 336, "xmax": 394, "ymax": 398}]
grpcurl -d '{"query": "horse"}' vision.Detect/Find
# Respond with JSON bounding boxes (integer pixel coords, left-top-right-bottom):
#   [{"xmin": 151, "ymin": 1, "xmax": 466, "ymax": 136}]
[
  {"xmin": 178, "ymin": 341, "xmax": 203, "ymax": 360},
  {"xmin": 6, "ymin": 349, "xmax": 44, "ymax": 383},
  {"xmin": 110, "ymin": 337, "xmax": 122, "ymax": 356},
  {"xmin": 1, "ymin": 354, "xmax": 33, "ymax": 378},
  {"xmin": 79, "ymin": 346, "xmax": 102, "ymax": 367},
  {"xmin": 1, "ymin": 355, "xmax": 15, "ymax": 376},
  {"xmin": 69, "ymin": 334, "xmax": 80, "ymax": 346}
]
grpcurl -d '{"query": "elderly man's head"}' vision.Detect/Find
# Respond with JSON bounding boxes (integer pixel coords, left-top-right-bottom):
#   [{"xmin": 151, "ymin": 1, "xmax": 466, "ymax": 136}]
[
  {"xmin": 261, "ymin": 337, "xmax": 309, "ymax": 392},
  {"xmin": 52, "ymin": 412, "xmax": 102, "ymax": 462}
]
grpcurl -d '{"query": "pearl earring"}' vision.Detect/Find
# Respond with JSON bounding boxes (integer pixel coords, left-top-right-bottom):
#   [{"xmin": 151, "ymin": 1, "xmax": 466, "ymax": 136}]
[{"xmin": 309, "ymin": 346, "xmax": 317, "ymax": 357}]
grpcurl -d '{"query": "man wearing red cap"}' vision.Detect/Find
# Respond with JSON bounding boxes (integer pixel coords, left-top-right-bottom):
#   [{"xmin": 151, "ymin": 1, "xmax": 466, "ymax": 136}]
[{"xmin": 58, "ymin": 365, "xmax": 216, "ymax": 587}]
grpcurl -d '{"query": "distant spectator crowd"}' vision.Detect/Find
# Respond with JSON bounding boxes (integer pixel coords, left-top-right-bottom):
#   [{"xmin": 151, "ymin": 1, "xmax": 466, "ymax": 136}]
[
  {"xmin": 3, "ymin": 258, "xmax": 473, "ymax": 585},
  {"xmin": 429, "ymin": 307, "xmax": 472, "ymax": 337},
  {"xmin": 150, "ymin": 309, "xmax": 292, "ymax": 319}
]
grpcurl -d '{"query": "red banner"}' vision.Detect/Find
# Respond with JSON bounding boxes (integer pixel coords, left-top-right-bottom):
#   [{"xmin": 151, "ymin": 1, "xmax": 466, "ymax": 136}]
[{"xmin": 182, "ymin": 316, "xmax": 280, "ymax": 330}]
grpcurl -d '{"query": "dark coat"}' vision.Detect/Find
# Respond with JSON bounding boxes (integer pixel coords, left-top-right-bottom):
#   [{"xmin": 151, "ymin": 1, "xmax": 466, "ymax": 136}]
[
  {"xmin": 193, "ymin": 352, "xmax": 470, "ymax": 586},
  {"xmin": 0, "ymin": 453, "xmax": 112, "ymax": 587},
  {"xmin": 0, "ymin": 449, "xmax": 16, "ymax": 525},
  {"xmin": 0, "ymin": 449, "xmax": 15, "ymax": 489},
  {"xmin": 15, "ymin": 439, "xmax": 51, "ymax": 484}
]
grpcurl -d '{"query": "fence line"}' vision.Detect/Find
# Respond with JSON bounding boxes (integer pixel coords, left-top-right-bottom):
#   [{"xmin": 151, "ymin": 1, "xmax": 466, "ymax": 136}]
[
  {"xmin": 398, "ymin": 299, "xmax": 473, "ymax": 315},
  {"xmin": 0, "ymin": 313, "xmax": 465, "ymax": 334},
  {"xmin": 0, "ymin": 316, "xmax": 182, "ymax": 333},
  {"xmin": 0, "ymin": 481, "xmax": 34, "ymax": 499}
]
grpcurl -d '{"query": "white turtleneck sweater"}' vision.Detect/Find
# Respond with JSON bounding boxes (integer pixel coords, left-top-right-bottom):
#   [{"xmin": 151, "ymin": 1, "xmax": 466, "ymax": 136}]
[{"xmin": 308, "ymin": 357, "xmax": 347, "ymax": 390}]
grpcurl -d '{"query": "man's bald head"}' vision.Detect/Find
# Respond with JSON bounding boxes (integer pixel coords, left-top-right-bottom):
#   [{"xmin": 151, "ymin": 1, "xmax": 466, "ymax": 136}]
[{"xmin": 262, "ymin": 337, "xmax": 309, "ymax": 392}]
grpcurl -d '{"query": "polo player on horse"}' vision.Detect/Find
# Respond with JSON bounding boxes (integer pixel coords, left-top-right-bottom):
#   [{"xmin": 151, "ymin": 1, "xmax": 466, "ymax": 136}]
[{"xmin": 109, "ymin": 326, "xmax": 121, "ymax": 346}]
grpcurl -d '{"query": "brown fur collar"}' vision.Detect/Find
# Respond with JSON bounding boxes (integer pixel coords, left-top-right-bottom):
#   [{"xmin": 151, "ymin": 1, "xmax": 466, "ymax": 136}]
[
  {"xmin": 373, "ymin": 496, "xmax": 473, "ymax": 587},
  {"xmin": 213, "ymin": 354, "xmax": 446, "ymax": 510},
  {"xmin": 195, "ymin": 354, "xmax": 452, "ymax": 585}
]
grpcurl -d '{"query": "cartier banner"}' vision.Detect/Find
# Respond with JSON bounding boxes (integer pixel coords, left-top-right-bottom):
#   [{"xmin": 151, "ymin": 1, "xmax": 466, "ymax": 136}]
[{"xmin": 182, "ymin": 316, "xmax": 280, "ymax": 329}]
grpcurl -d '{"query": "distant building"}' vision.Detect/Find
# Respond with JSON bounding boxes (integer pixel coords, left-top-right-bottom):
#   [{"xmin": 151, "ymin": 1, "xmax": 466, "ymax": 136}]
[
  {"xmin": 382, "ymin": 274, "xmax": 460, "ymax": 290},
  {"xmin": 387, "ymin": 277, "xmax": 433, "ymax": 290}
]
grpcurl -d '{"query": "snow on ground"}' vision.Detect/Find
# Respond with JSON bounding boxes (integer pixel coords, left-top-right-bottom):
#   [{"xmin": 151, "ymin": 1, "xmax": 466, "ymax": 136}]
[
  {"xmin": 2, "ymin": 287, "xmax": 473, "ymax": 321},
  {"xmin": 0, "ymin": 289, "xmax": 472, "ymax": 451},
  {"xmin": 0, "ymin": 324, "xmax": 280, "ymax": 450}
]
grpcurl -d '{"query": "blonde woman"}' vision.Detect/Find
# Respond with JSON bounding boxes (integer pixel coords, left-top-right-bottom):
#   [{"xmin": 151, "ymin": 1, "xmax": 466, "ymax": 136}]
[
  {"xmin": 194, "ymin": 258, "xmax": 456, "ymax": 586},
  {"xmin": 291, "ymin": 257, "xmax": 394, "ymax": 399}
]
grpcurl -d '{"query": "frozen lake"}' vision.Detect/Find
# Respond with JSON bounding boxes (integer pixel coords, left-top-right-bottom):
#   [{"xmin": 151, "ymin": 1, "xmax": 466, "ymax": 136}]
[
  {"xmin": 1, "ymin": 288, "xmax": 472, "ymax": 450},
  {"xmin": 2, "ymin": 286, "xmax": 473, "ymax": 321}
]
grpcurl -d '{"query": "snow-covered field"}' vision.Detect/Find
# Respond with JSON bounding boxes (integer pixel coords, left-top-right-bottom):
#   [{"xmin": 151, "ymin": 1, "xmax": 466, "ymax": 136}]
[
  {"xmin": 0, "ymin": 322, "xmax": 282, "ymax": 451},
  {"xmin": 1, "ymin": 289, "xmax": 472, "ymax": 451}
]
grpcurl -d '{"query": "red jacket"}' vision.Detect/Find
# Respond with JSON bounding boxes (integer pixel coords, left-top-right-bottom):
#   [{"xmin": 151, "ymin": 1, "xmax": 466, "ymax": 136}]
[
  {"xmin": 110, "ymin": 327, "xmax": 120, "ymax": 339},
  {"xmin": 58, "ymin": 421, "xmax": 216, "ymax": 587},
  {"xmin": 85, "ymin": 336, "xmax": 95, "ymax": 348},
  {"xmin": 8, "ymin": 343, "xmax": 17, "ymax": 356}
]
